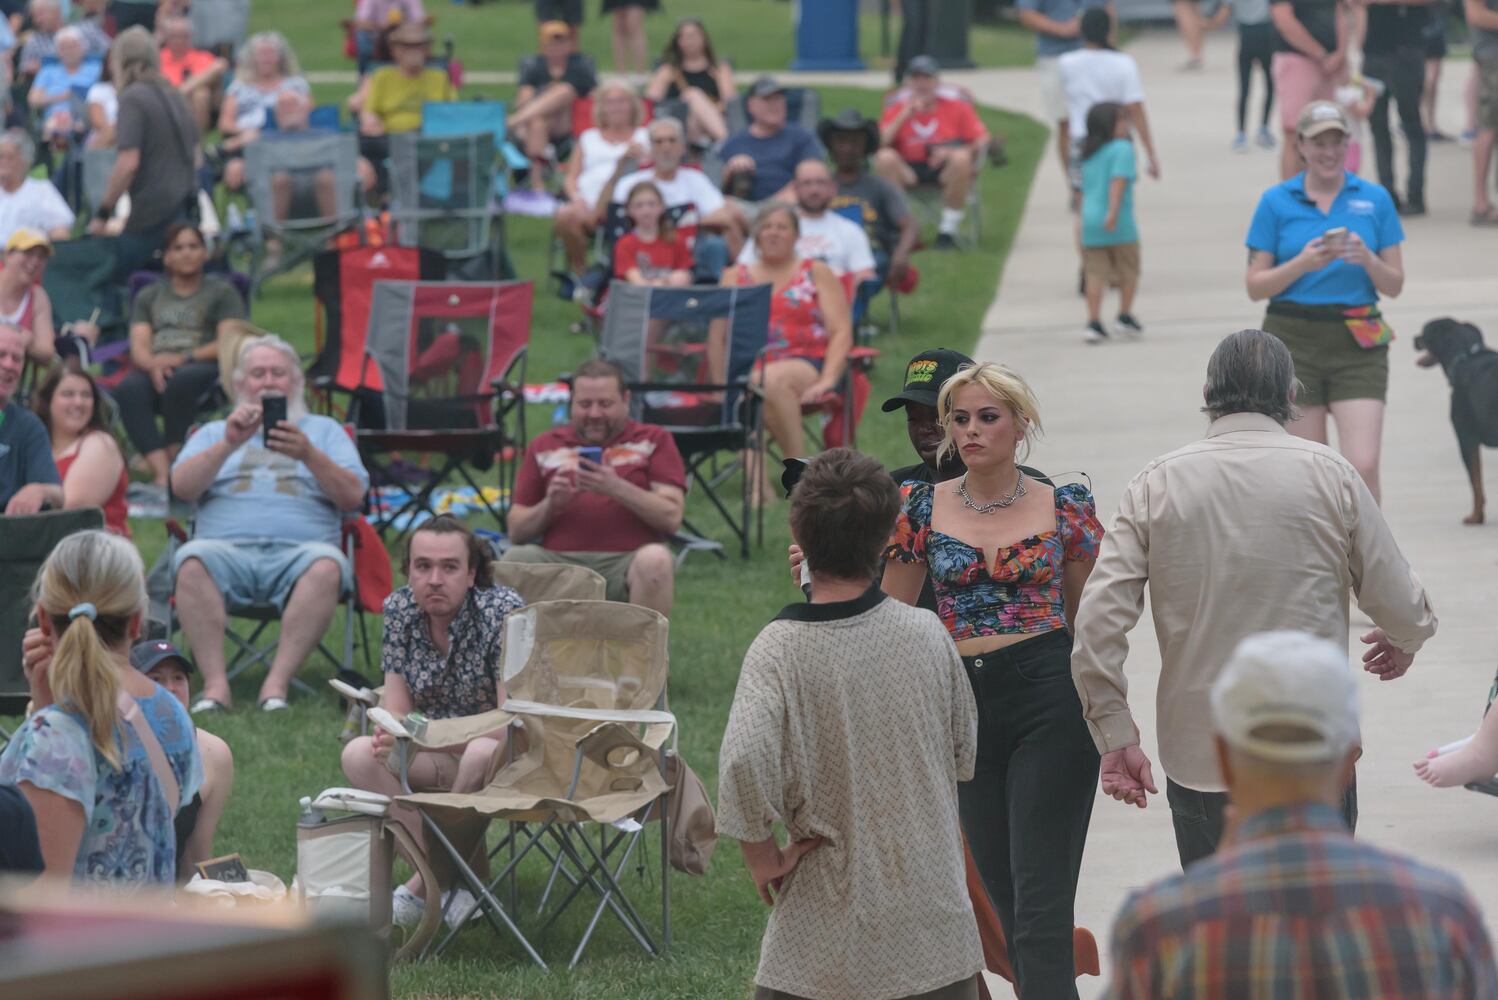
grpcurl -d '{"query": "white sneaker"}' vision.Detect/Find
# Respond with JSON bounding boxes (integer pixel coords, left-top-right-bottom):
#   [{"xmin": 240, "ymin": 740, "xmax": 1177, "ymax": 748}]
[
  {"xmin": 1084, "ymin": 320, "xmax": 1109, "ymax": 344},
  {"xmin": 391, "ymin": 885, "xmax": 424, "ymax": 929},
  {"xmin": 441, "ymin": 887, "xmax": 481, "ymax": 930}
]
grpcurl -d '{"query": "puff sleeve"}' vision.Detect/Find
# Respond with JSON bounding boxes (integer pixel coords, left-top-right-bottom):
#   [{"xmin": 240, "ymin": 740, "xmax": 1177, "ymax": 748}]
[
  {"xmin": 882, "ymin": 481, "xmax": 932, "ymax": 565},
  {"xmin": 1057, "ymin": 483, "xmax": 1104, "ymax": 562}
]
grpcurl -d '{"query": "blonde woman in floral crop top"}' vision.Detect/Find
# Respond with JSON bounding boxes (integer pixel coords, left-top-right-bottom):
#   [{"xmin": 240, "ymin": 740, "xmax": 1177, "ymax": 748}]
[{"xmin": 881, "ymin": 361, "xmax": 1103, "ymax": 1000}]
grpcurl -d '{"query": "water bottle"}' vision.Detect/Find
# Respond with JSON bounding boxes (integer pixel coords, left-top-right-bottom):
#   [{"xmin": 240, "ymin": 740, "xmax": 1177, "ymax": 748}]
[{"xmin": 298, "ymin": 795, "xmax": 325, "ymax": 828}]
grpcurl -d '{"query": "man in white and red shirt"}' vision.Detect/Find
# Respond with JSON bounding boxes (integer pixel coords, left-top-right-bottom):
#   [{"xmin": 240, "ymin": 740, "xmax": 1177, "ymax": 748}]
[
  {"xmin": 612, "ymin": 116, "xmax": 746, "ymax": 279},
  {"xmin": 737, "ymin": 158, "xmax": 876, "ymax": 282},
  {"xmin": 875, "ymin": 55, "xmax": 990, "ymax": 250},
  {"xmin": 503, "ymin": 358, "xmax": 686, "ymax": 616}
]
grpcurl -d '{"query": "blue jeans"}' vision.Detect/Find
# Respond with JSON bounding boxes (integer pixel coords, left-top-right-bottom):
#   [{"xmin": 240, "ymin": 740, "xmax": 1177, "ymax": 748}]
[
  {"xmin": 959, "ymin": 630, "xmax": 1099, "ymax": 1000},
  {"xmin": 692, "ymin": 233, "xmax": 729, "ymax": 283}
]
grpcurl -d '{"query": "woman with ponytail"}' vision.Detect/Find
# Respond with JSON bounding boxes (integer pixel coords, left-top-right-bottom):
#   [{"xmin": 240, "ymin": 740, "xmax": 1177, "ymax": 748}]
[{"xmin": 0, "ymin": 530, "xmax": 201, "ymax": 885}]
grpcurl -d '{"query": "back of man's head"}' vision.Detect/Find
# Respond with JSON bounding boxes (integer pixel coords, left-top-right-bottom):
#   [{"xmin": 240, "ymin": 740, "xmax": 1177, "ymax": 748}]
[
  {"xmin": 1202, "ymin": 328, "xmax": 1298, "ymax": 424},
  {"xmin": 1080, "ymin": 7, "xmax": 1113, "ymax": 47},
  {"xmin": 790, "ymin": 448, "xmax": 899, "ymax": 584},
  {"xmin": 1211, "ymin": 630, "xmax": 1360, "ymax": 788}
]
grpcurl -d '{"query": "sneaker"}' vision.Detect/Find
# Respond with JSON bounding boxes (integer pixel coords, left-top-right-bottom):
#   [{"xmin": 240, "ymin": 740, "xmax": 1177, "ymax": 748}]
[
  {"xmin": 1114, "ymin": 313, "xmax": 1145, "ymax": 337},
  {"xmin": 1400, "ymin": 194, "xmax": 1427, "ymax": 217},
  {"xmin": 1232, "ymin": 132, "xmax": 1249, "ymax": 153},
  {"xmin": 1255, "ymin": 126, "xmax": 1277, "ymax": 150},
  {"xmin": 934, "ymin": 232, "xmax": 959, "ymax": 251},
  {"xmin": 392, "ymin": 886, "xmax": 424, "ymax": 929},
  {"xmin": 1460, "ymin": 128, "xmax": 1477, "ymax": 147},
  {"xmin": 1428, "ymin": 128, "xmax": 1453, "ymax": 143},
  {"xmin": 441, "ymin": 887, "xmax": 480, "ymax": 931},
  {"xmin": 1084, "ymin": 320, "xmax": 1109, "ymax": 344}
]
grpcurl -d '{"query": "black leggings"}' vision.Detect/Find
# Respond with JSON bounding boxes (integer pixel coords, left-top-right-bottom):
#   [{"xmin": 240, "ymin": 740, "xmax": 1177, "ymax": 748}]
[
  {"xmin": 1237, "ymin": 23, "xmax": 1275, "ymax": 132},
  {"xmin": 113, "ymin": 360, "xmax": 221, "ymax": 456}
]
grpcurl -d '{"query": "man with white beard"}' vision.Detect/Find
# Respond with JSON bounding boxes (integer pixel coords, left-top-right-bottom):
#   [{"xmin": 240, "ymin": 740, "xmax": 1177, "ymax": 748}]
[{"xmin": 170, "ymin": 334, "xmax": 369, "ymax": 714}]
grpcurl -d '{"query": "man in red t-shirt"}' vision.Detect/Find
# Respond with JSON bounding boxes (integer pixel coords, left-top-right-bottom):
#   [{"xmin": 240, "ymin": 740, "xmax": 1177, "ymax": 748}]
[
  {"xmin": 503, "ymin": 358, "xmax": 686, "ymax": 616},
  {"xmin": 874, "ymin": 55, "xmax": 990, "ymax": 250},
  {"xmin": 159, "ymin": 16, "xmax": 227, "ymax": 133}
]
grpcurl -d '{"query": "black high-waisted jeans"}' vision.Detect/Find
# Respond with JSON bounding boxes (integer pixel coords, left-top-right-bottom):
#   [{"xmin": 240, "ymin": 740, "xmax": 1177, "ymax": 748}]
[{"xmin": 958, "ymin": 629, "xmax": 1100, "ymax": 1000}]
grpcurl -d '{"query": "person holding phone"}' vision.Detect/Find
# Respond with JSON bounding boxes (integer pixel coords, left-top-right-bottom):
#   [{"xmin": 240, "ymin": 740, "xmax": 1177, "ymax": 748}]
[
  {"xmin": 169, "ymin": 335, "xmax": 368, "ymax": 714},
  {"xmin": 503, "ymin": 357, "xmax": 686, "ymax": 617},
  {"xmin": 1245, "ymin": 100, "xmax": 1405, "ymax": 502}
]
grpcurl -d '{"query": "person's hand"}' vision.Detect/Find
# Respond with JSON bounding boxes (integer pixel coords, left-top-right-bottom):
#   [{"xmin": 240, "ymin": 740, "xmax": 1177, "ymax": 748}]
[
  {"xmin": 723, "ymin": 153, "xmax": 756, "ymax": 176},
  {"xmin": 1338, "ymin": 230, "xmax": 1375, "ymax": 269},
  {"xmin": 624, "ymin": 140, "xmax": 646, "ymax": 161},
  {"xmin": 224, "ymin": 401, "xmax": 263, "ymax": 448},
  {"xmin": 1295, "ymin": 236, "xmax": 1336, "ymax": 273},
  {"xmin": 22, "ymin": 627, "xmax": 53, "ymax": 709},
  {"xmin": 746, "ymin": 836, "xmax": 824, "ymax": 906},
  {"xmin": 576, "ymin": 457, "xmax": 622, "ymax": 498},
  {"xmin": 1103, "ymin": 212, "xmax": 1118, "ymax": 233},
  {"xmin": 149, "ymin": 363, "xmax": 172, "ymax": 394},
  {"xmin": 5, "ymin": 482, "xmax": 53, "ymax": 515},
  {"xmin": 888, "ymin": 252, "xmax": 910, "ymax": 288},
  {"xmin": 1061, "ymin": 15, "xmax": 1081, "ymax": 37},
  {"xmin": 266, "ymin": 419, "xmax": 314, "ymax": 463},
  {"xmin": 86, "ymin": 216, "xmax": 109, "ymax": 236},
  {"xmin": 788, "ymin": 543, "xmax": 806, "ymax": 590},
  {"xmin": 371, "ymin": 726, "xmax": 395, "ymax": 762},
  {"xmin": 70, "ymin": 319, "xmax": 100, "ymax": 346},
  {"xmin": 1100, "ymin": 745, "xmax": 1158, "ymax": 808},
  {"xmin": 1322, "ymin": 50, "xmax": 1346, "ymax": 77},
  {"xmin": 1146, "ymin": 155, "xmax": 1161, "ymax": 180},
  {"xmin": 545, "ymin": 467, "xmax": 579, "ymax": 510},
  {"xmin": 800, "ymin": 381, "xmax": 837, "ymax": 406},
  {"xmin": 1361, "ymin": 627, "xmax": 1415, "ymax": 681},
  {"xmin": 928, "ymin": 145, "xmax": 950, "ymax": 168}
]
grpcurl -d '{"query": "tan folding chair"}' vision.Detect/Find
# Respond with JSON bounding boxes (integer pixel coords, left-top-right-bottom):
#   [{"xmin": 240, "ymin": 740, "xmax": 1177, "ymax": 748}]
[{"xmin": 370, "ymin": 600, "xmax": 675, "ymax": 967}]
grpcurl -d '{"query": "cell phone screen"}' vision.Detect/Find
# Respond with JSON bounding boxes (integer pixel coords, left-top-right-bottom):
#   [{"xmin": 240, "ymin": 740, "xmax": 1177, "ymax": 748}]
[
  {"xmin": 261, "ymin": 394, "xmax": 287, "ymax": 444},
  {"xmin": 577, "ymin": 446, "xmax": 602, "ymax": 465}
]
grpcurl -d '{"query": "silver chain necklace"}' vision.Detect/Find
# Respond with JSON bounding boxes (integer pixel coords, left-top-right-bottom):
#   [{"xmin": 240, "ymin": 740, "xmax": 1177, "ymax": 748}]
[{"xmin": 958, "ymin": 471, "xmax": 1026, "ymax": 514}]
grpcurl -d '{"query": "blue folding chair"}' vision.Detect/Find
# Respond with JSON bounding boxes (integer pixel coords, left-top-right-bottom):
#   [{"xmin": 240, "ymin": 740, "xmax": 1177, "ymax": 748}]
[{"xmin": 422, "ymin": 100, "xmax": 529, "ymax": 197}]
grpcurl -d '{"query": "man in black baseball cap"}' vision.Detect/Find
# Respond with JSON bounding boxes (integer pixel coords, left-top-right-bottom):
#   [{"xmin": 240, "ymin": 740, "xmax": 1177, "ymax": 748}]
[{"xmin": 885, "ymin": 347, "xmax": 974, "ymax": 487}]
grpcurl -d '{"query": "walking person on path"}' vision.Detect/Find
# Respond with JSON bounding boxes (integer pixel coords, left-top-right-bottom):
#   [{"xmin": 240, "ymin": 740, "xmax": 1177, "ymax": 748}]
[
  {"xmin": 1016, "ymin": 0, "xmax": 1096, "ymax": 183},
  {"xmin": 1467, "ymin": 0, "xmax": 1498, "ymax": 225},
  {"xmin": 883, "ymin": 363, "xmax": 1103, "ymax": 998},
  {"xmin": 1270, "ymin": 0, "xmax": 1349, "ymax": 179},
  {"xmin": 1078, "ymin": 103, "xmax": 1145, "ymax": 344},
  {"xmin": 1361, "ymin": 0, "xmax": 1435, "ymax": 215},
  {"xmin": 1245, "ymin": 100, "xmax": 1405, "ymax": 501},
  {"xmin": 1070, "ymin": 328, "xmax": 1436, "ymax": 868},
  {"xmin": 1225, "ymin": 0, "xmax": 1278, "ymax": 151}
]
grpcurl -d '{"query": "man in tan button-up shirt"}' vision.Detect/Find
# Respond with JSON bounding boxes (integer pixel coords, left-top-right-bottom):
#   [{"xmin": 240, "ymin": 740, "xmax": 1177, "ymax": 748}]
[{"xmin": 1071, "ymin": 329, "xmax": 1437, "ymax": 868}]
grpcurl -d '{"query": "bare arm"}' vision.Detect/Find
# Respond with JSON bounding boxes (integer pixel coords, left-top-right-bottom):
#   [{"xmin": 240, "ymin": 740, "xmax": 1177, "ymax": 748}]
[
  {"xmin": 1017, "ymin": 8, "xmax": 1080, "ymax": 38},
  {"xmin": 643, "ymin": 64, "xmax": 673, "ymax": 101},
  {"xmin": 881, "ymin": 557, "xmax": 926, "ymax": 607},
  {"xmin": 1127, "ymin": 102, "xmax": 1159, "ymax": 176},
  {"xmin": 86, "ymin": 100, "xmax": 114, "ymax": 144},
  {"xmin": 60, "ymin": 433, "xmax": 125, "ymax": 512},
  {"xmin": 300, "ymin": 444, "xmax": 367, "ymax": 512},
  {"xmin": 170, "ymin": 434, "xmax": 238, "ymax": 503},
  {"xmin": 347, "ymin": 74, "xmax": 372, "ymax": 115},
  {"xmin": 577, "ymin": 459, "xmax": 685, "ymax": 536},
  {"xmin": 1359, "ymin": 242, "xmax": 1403, "ymax": 298},
  {"xmin": 808, "ymin": 261, "xmax": 851, "ymax": 391},
  {"xmin": 18, "ymin": 782, "xmax": 85, "ymax": 879},
  {"xmin": 1469, "ymin": 0, "xmax": 1498, "ymax": 30},
  {"xmin": 561, "ymin": 142, "xmax": 584, "ymax": 201},
  {"xmin": 178, "ymin": 731, "xmax": 234, "ymax": 879},
  {"xmin": 217, "ymin": 91, "xmax": 240, "ymax": 133},
  {"xmin": 27, "ymin": 290, "xmax": 55, "ymax": 364},
  {"xmin": 506, "ymin": 501, "xmax": 549, "ymax": 545},
  {"xmin": 1063, "ymin": 557, "xmax": 1096, "ymax": 632},
  {"xmin": 717, "ymin": 62, "xmax": 737, "ymax": 103},
  {"xmin": 127, "ymin": 321, "xmax": 159, "ymax": 369},
  {"xmin": 1246, "ymin": 242, "xmax": 1333, "ymax": 301},
  {"xmin": 1105, "ymin": 177, "xmax": 1127, "ymax": 230},
  {"xmin": 879, "ymin": 103, "xmax": 913, "ymax": 149},
  {"xmin": 1270, "ymin": 5, "xmax": 1330, "ymax": 59}
]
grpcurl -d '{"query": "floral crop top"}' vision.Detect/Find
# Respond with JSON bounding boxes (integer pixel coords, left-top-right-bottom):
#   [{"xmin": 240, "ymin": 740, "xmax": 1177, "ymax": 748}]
[{"xmin": 882, "ymin": 480, "xmax": 1104, "ymax": 642}]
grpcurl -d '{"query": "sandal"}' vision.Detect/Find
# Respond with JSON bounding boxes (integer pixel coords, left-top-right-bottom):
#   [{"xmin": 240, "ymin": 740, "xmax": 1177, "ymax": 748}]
[
  {"xmin": 190, "ymin": 697, "xmax": 227, "ymax": 715},
  {"xmin": 1469, "ymin": 208, "xmax": 1498, "ymax": 227}
]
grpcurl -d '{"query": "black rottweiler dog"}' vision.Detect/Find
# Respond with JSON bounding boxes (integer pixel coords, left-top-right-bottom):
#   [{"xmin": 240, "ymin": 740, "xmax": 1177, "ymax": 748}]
[{"xmin": 1415, "ymin": 318, "xmax": 1498, "ymax": 524}]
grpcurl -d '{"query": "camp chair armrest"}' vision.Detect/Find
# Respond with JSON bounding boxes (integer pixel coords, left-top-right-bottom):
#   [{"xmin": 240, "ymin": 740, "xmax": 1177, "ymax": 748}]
[
  {"xmin": 419, "ymin": 708, "xmax": 516, "ymax": 749},
  {"xmin": 329, "ymin": 677, "xmax": 379, "ymax": 707},
  {"xmin": 502, "ymin": 699, "xmax": 676, "ymax": 728}
]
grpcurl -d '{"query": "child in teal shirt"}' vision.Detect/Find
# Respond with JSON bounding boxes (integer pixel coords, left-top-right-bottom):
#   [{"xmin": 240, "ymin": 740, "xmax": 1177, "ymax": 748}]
[{"xmin": 1079, "ymin": 102, "xmax": 1142, "ymax": 343}]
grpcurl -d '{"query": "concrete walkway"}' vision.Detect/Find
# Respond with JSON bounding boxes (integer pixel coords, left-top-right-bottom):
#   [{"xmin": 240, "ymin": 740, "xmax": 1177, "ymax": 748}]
[{"xmin": 946, "ymin": 26, "xmax": 1498, "ymax": 998}]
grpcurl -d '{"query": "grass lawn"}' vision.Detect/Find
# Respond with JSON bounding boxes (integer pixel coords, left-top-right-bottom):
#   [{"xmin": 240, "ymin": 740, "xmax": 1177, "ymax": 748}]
[
  {"xmin": 248, "ymin": 0, "xmax": 1034, "ymax": 76},
  {"xmin": 2, "ymin": 79, "xmax": 1044, "ymax": 997}
]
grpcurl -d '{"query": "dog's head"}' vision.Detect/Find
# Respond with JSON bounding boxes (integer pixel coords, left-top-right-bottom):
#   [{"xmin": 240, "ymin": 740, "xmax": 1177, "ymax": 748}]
[{"xmin": 1415, "ymin": 318, "xmax": 1485, "ymax": 370}]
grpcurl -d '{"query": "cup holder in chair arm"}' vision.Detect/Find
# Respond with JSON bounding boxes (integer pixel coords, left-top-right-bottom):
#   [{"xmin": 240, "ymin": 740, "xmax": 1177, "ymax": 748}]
[
  {"xmin": 312, "ymin": 787, "xmax": 394, "ymax": 816},
  {"xmin": 501, "ymin": 699, "xmax": 676, "ymax": 727}
]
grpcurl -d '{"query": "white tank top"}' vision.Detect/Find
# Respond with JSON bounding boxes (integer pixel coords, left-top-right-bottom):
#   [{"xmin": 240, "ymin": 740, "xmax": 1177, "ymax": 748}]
[
  {"xmin": 576, "ymin": 126, "xmax": 650, "ymax": 211},
  {"xmin": 0, "ymin": 286, "xmax": 31, "ymax": 325}
]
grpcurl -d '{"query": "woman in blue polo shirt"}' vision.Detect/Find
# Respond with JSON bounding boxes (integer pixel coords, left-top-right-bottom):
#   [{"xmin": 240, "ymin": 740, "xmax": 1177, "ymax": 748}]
[{"xmin": 1245, "ymin": 99, "xmax": 1405, "ymax": 502}]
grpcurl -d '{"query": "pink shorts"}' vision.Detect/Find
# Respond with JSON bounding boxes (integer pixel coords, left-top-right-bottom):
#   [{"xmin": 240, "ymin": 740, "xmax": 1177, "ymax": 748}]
[{"xmin": 1272, "ymin": 51, "xmax": 1336, "ymax": 133}]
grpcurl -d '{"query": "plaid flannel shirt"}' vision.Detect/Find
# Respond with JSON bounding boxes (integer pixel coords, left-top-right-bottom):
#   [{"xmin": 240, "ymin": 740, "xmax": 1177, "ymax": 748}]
[{"xmin": 1109, "ymin": 803, "xmax": 1498, "ymax": 999}]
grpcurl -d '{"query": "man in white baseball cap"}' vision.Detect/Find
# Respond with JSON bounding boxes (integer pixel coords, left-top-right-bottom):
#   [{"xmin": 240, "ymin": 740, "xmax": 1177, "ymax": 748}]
[{"xmin": 1105, "ymin": 630, "xmax": 1498, "ymax": 997}]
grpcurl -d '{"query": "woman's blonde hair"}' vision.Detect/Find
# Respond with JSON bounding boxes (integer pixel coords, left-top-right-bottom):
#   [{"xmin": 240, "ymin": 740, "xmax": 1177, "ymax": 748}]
[
  {"xmin": 35, "ymin": 530, "xmax": 146, "ymax": 769},
  {"xmin": 235, "ymin": 31, "xmax": 302, "ymax": 85},
  {"xmin": 592, "ymin": 77, "xmax": 644, "ymax": 129},
  {"xmin": 935, "ymin": 362, "xmax": 1043, "ymax": 466}
]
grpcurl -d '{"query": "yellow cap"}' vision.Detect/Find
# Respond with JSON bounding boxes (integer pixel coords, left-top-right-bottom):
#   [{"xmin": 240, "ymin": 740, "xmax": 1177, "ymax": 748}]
[{"xmin": 6, "ymin": 227, "xmax": 52, "ymax": 256}]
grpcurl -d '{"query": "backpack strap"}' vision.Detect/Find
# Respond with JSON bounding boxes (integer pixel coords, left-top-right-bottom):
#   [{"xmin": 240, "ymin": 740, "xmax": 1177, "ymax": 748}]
[{"xmin": 117, "ymin": 691, "xmax": 181, "ymax": 816}]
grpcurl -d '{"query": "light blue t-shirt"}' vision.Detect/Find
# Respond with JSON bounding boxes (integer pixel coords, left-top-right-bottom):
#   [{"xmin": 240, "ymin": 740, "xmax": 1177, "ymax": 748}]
[
  {"xmin": 1081, "ymin": 138, "xmax": 1138, "ymax": 247},
  {"xmin": 0, "ymin": 686, "xmax": 202, "ymax": 887},
  {"xmin": 1017, "ymin": 0, "xmax": 1085, "ymax": 56},
  {"xmin": 1245, "ymin": 171, "xmax": 1404, "ymax": 305},
  {"xmin": 34, "ymin": 58, "xmax": 102, "ymax": 102},
  {"xmin": 173, "ymin": 413, "xmax": 368, "ymax": 546}
]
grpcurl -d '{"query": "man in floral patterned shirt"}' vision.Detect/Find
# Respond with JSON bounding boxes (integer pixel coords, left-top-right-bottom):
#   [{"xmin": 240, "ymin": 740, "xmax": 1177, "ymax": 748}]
[{"xmin": 340, "ymin": 514, "xmax": 523, "ymax": 931}]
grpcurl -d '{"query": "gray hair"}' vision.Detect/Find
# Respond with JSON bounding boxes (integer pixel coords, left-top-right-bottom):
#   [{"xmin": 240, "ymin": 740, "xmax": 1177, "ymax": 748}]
[
  {"xmin": 232, "ymin": 333, "xmax": 307, "ymax": 413},
  {"xmin": 235, "ymin": 31, "xmax": 301, "ymax": 85},
  {"xmin": 112, "ymin": 26, "xmax": 163, "ymax": 89},
  {"xmin": 29, "ymin": 0, "xmax": 58, "ymax": 13},
  {"xmin": 751, "ymin": 200, "xmax": 800, "ymax": 241},
  {"xmin": 1202, "ymin": 329, "xmax": 1299, "ymax": 425},
  {"xmin": 0, "ymin": 128, "xmax": 36, "ymax": 169},
  {"xmin": 55, "ymin": 25, "xmax": 84, "ymax": 48},
  {"xmin": 647, "ymin": 115, "xmax": 685, "ymax": 143}
]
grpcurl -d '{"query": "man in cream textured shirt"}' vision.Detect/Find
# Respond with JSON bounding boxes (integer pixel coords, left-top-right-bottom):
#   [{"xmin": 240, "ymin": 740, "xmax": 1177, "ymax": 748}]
[{"xmin": 1071, "ymin": 329, "xmax": 1436, "ymax": 867}]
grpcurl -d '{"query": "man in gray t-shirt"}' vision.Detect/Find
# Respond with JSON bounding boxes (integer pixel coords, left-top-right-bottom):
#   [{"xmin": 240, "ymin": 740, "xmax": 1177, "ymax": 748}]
[
  {"xmin": 1469, "ymin": 0, "xmax": 1498, "ymax": 222},
  {"xmin": 1017, "ymin": 0, "xmax": 1090, "ymax": 178},
  {"xmin": 171, "ymin": 335, "xmax": 369, "ymax": 713}
]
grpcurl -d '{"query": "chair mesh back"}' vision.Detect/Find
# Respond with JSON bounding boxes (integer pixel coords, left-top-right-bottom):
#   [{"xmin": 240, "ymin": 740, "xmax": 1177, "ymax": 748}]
[
  {"xmin": 189, "ymin": 0, "xmax": 251, "ymax": 53},
  {"xmin": 244, "ymin": 132, "xmax": 360, "ymax": 234},
  {"xmin": 42, "ymin": 237, "xmax": 122, "ymax": 332},
  {"xmin": 0, "ymin": 509, "xmax": 104, "ymax": 704},
  {"xmin": 363, "ymin": 280, "xmax": 532, "ymax": 430},
  {"xmin": 599, "ymin": 283, "xmax": 771, "ymax": 427},
  {"xmin": 491, "ymin": 563, "xmax": 607, "ymax": 604},
  {"xmin": 500, "ymin": 601, "xmax": 669, "ymax": 714},
  {"xmin": 310, "ymin": 246, "xmax": 448, "ymax": 393},
  {"xmin": 388, "ymin": 132, "xmax": 497, "ymax": 256}
]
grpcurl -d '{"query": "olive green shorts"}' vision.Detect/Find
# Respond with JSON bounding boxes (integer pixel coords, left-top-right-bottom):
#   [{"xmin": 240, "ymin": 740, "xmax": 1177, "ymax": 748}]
[
  {"xmin": 1262, "ymin": 311, "xmax": 1389, "ymax": 408},
  {"xmin": 500, "ymin": 545, "xmax": 638, "ymax": 602}
]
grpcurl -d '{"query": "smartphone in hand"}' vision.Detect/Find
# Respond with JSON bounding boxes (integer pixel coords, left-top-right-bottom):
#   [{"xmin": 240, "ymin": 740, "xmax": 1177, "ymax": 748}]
[
  {"xmin": 1323, "ymin": 226, "xmax": 1347, "ymax": 251},
  {"xmin": 261, "ymin": 393, "xmax": 288, "ymax": 445},
  {"xmin": 577, "ymin": 445, "xmax": 603, "ymax": 466}
]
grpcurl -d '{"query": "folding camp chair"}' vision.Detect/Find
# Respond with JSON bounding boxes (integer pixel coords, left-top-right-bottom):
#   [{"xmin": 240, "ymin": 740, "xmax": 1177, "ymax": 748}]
[
  {"xmin": 243, "ymin": 131, "xmax": 364, "ymax": 293},
  {"xmin": 0, "ymin": 508, "xmax": 105, "ymax": 715},
  {"xmin": 884, "ymin": 85, "xmax": 986, "ymax": 248},
  {"xmin": 354, "ymin": 280, "xmax": 531, "ymax": 542},
  {"xmin": 370, "ymin": 599, "xmax": 677, "ymax": 966},
  {"xmin": 388, "ymin": 130, "xmax": 506, "ymax": 280},
  {"xmin": 600, "ymin": 283, "xmax": 772, "ymax": 560},
  {"xmin": 189, "ymin": 0, "xmax": 251, "ymax": 59},
  {"xmin": 41, "ymin": 235, "xmax": 126, "ymax": 351},
  {"xmin": 422, "ymin": 100, "xmax": 530, "ymax": 198}
]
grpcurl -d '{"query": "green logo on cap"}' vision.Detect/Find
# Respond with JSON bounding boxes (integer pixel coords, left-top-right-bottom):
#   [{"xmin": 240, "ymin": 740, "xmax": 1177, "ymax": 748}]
[{"xmin": 906, "ymin": 359, "xmax": 939, "ymax": 385}]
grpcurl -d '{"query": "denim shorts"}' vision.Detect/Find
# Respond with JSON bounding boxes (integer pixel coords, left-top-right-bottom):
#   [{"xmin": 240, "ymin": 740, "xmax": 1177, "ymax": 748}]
[{"xmin": 173, "ymin": 538, "xmax": 351, "ymax": 611}]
